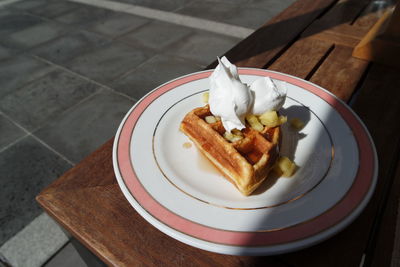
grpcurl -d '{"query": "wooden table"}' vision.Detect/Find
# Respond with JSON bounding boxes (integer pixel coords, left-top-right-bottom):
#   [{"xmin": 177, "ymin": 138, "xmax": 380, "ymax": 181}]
[{"xmin": 37, "ymin": 0, "xmax": 400, "ymax": 266}]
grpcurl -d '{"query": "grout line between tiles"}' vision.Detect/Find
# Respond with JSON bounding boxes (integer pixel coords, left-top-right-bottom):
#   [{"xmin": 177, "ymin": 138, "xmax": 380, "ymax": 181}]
[
  {"xmin": 0, "ymin": 110, "xmax": 30, "ymax": 134},
  {"xmin": 113, "ymin": 31, "xmax": 207, "ymax": 69},
  {"xmin": 30, "ymin": 134, "xmax": 75, "ymax": 166},
  {"xmin": 31, "ymin": 88, "xmax": 104, "ymax": 134},
  {"xmin": 67, "ymin": 0, "xmax": 254, "ymax": 39},
  {"xmin": 0, "ymin": 110, "xmax": 75, "ymax": 165},
  {"xmin": 32, "ymin": 55, "xmax": 140, "ymax": 102},
  {"xmin": 0, "ymin": 133, "xmax": 29, "ymax": 154},
  {"xmin": 110, "ymin": 54, "xmax": 159, "ymax": 84}
]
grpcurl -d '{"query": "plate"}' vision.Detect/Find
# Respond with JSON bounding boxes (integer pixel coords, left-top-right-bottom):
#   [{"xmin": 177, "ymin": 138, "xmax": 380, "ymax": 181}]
[{"xmin": 112, "ymin": 69, "xmax": 378, "ymax": 255}]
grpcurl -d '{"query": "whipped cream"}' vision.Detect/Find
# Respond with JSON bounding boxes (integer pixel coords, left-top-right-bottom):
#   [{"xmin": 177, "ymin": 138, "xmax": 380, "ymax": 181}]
[
  {"xmin": 250, "ymin": 76, "xmax": 287, "ymax": 115},
  {"xmin": 209, "ymin": 57, "xmax": 253, "ymax": 132},
  {"xmin": 209, "ymin": 57, "xmax": 287, "ymax": 132}
]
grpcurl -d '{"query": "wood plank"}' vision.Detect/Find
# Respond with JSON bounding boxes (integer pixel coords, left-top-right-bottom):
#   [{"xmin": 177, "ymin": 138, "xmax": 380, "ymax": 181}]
[
  {"xmin": 296, "ymin": 0, "xmax": 383, "ymax": 48},
  {"xmin": 352, "ymin": 0, "xmax": 394, "ymax": 29},
  {"xmin": 268, "ymin": 37, "xmax": 333, "ymax": 79},
  {"xmin": 306, "ymin": 0, "xmax": 394, "ymax": 45},
  {"xmin": 369, "ymin": 158, "xmax": 400, "ymax": 267},
  {"xmin": 352, "ymin": 4, "xmax": 400, "ymax": 68},
  {"xmin": 302, "ymin": 1, "xmax": 381, "ymax": 47},
  {"xmin": 279, "ymin": 63, "xmax": 400, "ymax": 267},
  {"xmin": 310, "ymin": 45, "xmax": 369, "ymax": 100},
  {"xmin": 206, "ymin": 0, "xmax": 336, "ymax": 69},
  {"xmin": 303, "ymin": 0, "xmax": 372, "ymax": 40},
  {"xmin": 308, "ymin": 30, "xmax": 361, "ymax": 47},
  {"xmin": 270, "ymin": 40, "xmax": 368, "ymax": 101}
]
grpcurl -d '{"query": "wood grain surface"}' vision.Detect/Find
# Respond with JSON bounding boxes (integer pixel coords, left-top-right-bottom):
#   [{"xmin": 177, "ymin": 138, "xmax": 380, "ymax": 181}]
[
  {"xmin": 207, "ymin": 0, "xmax": 337, "ymax": 69},
  {"xmin": 37, "ymin": 0, "xmax": 400, "ymax": 266}
]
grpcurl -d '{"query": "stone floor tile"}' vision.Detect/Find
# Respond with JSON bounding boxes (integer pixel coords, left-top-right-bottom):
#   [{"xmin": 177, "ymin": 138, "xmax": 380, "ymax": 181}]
[
  {"xmin": 32, "ymin": 30, "xmax": 110, "ymax": 64},
  {"xmin": 55, "ymin": 5, "xmax": 114, "ymax": 27},
  {"xmin": 0, "ymin": 55, "xmax": 54, "ymax": 98},
  {"xmin": 0, "ymin": 69, "xmax": 101, "ymax": 131},
  {"xmin": 0, "ymin": 114, "xmax": 26, "ymax": 151},
  {"xmin": 0, "ymin": 44, "xmax": 17, "ymax": 62},
  {"xmin": 29, "ymin": 1, "xmax": 81, "ymax": 19},
  {"xmin": 0, "ymin": 9, "xmax": 12, "ymax": 17},
  {"xmin": 224, "ymin": 7, "xmax": 277, "ymax": 29},
  {"xmin": 112, "ymin": 54, "xmax": 202, "ymax": 99},
  {"xmin": 116, "ymin": 0, "xmax": 195, "ymax": 11},
  {"xmin": 0, "ymin": 136, "xmax": 72, "ymax": 246},
  {"xmin": 0, "ymin": 11, "xmax": 44, "ymax": 36},
  {"xmin": 166, "ymin": 31, "xmax": 240, "ymax": 65},
  {"xmin": 248, "ymin": 0, "xmax": 296, "ymax": 12},
  {"xmin": 193, "ymin": 0, "xmax": 248, "ymax": 4},
  {"xmin": 119, "ymin": 20, "xmax": 192, "ymax": 50},
  {"xmin": 177, "ymin": 0, "xmax": 273, "ymax": 29},
  {"xmin": 44, "ymin": 242, "xmax": 87, "ymax": 267},
  {"xmin": 176, "ymin": 0, "xmax": 236, "ymax": 22},
  {"xmin": 86, "ymin": 12, "xmax": 149, "ymax": 38},
  {"xmin": 0, "ymin": 213, "xmax": 69, "ymax": 267},
  {"xmin": 35, "ymin": 90, "xmax": 134, "ymax": 163},
  {"xmin": 2, "ymin": 21, "xmax": 71, "ymax": 50},
  {"xmin": 65, "ymin": 42, "xmax": 152, "ymax": 83},
  {"xmin": 6, "ymin": 0, "xmax": 47, "ymax": 10}
]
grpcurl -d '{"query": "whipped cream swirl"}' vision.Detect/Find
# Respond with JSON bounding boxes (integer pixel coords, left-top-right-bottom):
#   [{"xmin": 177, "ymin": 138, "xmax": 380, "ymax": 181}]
[
  {"xmin": 208, "ymin": 57, "xmax": 286, "ymax": 132},
  {"xmin": 209, "ymin": 57, "xmax": 253, "ymax": 132},
  {"xmin": 250, "ymin": 76, "xmax": 286, "ymax": 115}
]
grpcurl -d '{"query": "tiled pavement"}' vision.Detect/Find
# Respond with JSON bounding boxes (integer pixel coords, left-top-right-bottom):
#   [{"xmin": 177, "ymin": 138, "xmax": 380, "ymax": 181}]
[{"xmin": 0, "ymin": 0, "xmax": 295, "ymax": 266}]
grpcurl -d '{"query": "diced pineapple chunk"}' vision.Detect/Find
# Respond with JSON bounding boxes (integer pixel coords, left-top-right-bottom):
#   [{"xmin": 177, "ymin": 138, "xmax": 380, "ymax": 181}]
[
  {"xmin": 278, "ymin": 115, "xmax": 287, "ymax": 124},
  {"xmin": 232, "ymin": 129, "xmax": 243, "ymax": 136},
  {"xmin": 245, "ymin": 114, "xmax": 264, "ymax": 132},
  {"xmin": 202, "ymin": 92, "xmax": 209, "ymax": 103},
  {"xmin": 205, "ymin": 115, "xmax": 217, "ymax": 124},
  {"xmin": 215, "ymin": 116, "xmax": 221, "ymax": 121},
  {"xmin": 223, "ymin": 131, "xmax": 243, "ymax": 142},
  {"xmin": 231, "ymin": 135, "xmax": 243, "ymax": 142},
  {"xmin": 223, "ymin": 132, "xmax": 234, "ymax": 141},
  {"xmin": 259, "ymin": 111, "xmax": 279, "ymax": 127},
  {"xmin": 274, "ymin": 156, "xmax": 297, "ymax": 177},
  {"xmin": 259, "ymin": 111, "xmax": 287, "ymax": 127},
  {"xmin": 290, "ymin": 118, "xmax": 305, "ymax": 130}
]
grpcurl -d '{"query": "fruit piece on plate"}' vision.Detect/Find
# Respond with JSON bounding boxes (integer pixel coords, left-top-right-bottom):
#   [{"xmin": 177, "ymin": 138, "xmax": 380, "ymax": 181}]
[
  {"xmin": 259, "ymin": 111, "xmax": 287, "ymax": 127},
  {"xmin": 223, "ymin": 131, "xmax": 243, "ymax": 142},
  {"xmin": 275, "ymin": 156, "xmax": 297, "ymax": 177},
  {"xmin": 202, "ymin": 92, "xmax": 209, "ymax": 103},
  {"xmin": 245, "ymin": 114, "xmax": 264, "ymax": 132},
  {"xmin": 205, "ymin": 115, "xmax": 217, "ymax": 124}
]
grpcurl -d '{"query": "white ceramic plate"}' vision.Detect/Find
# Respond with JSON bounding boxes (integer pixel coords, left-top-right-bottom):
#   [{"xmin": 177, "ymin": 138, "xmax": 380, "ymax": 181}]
[{"xmin": 112, "ymin": 69, "xmax": 378, "ymax": 255}]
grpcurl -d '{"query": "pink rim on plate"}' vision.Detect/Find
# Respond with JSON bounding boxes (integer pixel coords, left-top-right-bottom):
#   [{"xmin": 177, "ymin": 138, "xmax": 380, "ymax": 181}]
[{"xmin": 113, "ymin": 69, "xmax": 377, "ymax": 249}]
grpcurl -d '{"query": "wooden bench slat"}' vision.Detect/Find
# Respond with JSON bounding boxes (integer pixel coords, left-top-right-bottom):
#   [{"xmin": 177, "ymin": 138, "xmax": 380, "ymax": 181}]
[
  {"xmin": 279, "ymin": 62, "xmax": 400, "ymax": 267},
  {"xmin": 268, "ymin": 37, "xmax": 333, "ymax": 79},
  {"xmin": 352, "ymin": 0, "xmax": 391, "ymax": 29},
  {"xmin": 207, "ymin": 0, "xmax": 336, "ymax": 69},
  {"xmin": 303, "ymin": 0, "xmax": 371, "ymax": 38},
  {"xmin": 308, "ymin": 30, "xmax": 362, "ymax": 47},
  {"xmin": 368, "ymin": 157, "xmax": 400, "ymax": 266},
  {"xmin": 310, "ymin": 45, "xmax": 369, "ymax": 101},
  {"xmin": 369, "ymin": 158, "xmax": 400, "ymax": 267}
]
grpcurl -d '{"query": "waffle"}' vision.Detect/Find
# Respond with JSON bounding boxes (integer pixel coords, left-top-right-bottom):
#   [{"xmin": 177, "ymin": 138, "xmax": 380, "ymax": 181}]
[{"xmin": 180, "ymin": 105, "xmax": 280, "ymax": 196}]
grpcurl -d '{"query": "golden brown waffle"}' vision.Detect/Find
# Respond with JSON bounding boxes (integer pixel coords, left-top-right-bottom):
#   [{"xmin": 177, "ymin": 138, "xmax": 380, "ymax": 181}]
[{"xmin": 180, "ymin": 105, "xmax": 280, "ymax": 196}]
